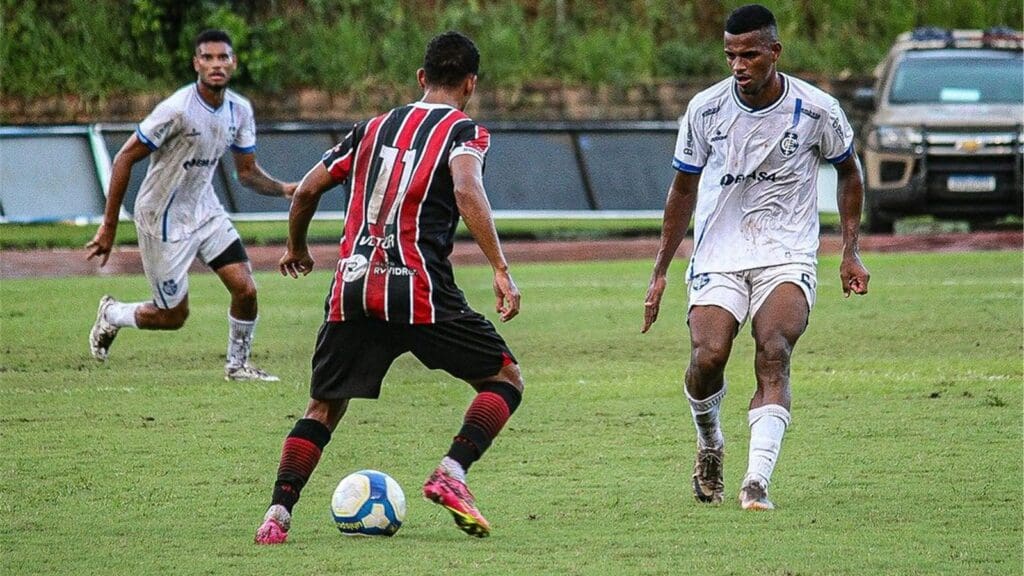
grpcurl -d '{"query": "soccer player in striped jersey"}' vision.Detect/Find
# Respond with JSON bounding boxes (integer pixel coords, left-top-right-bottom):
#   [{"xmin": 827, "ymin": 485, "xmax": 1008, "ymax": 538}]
[
  {"xmin": 255, "ymin": 31, "xmax": 522, "ymax": 544},
  {"xmin": 85, "ymin": 29, "xmax": 296, "ymax": 382},
  {"xmin": 642, "ymin": 5, "xmax": 870, "ymax": 510}
]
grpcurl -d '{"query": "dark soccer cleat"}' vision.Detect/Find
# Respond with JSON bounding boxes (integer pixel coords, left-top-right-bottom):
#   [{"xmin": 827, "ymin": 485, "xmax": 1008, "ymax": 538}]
[
  {"xmin": 254, "ymin": 504, "xmax": 291, "ymax": 545},
  {"xmin": 89, "ymin": 295, "xmax": 120, "ymax": 361},
  {"xmin": 739, "ymin": 475, "xmax": 774, "ymax": 510},
  {"xmin": 422, "ymin": 466, "xmax": 491, "ymax": 538},
  {"xmin": 692, "ymin": 443, "xmax": 725, "ymax": 504}
]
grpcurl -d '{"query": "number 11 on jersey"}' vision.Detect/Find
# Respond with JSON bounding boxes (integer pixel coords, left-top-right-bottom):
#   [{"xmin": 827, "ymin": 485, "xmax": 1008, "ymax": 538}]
[{"xmin": 367, "ymin": 145, "xmax": 417, "ymax": 226}]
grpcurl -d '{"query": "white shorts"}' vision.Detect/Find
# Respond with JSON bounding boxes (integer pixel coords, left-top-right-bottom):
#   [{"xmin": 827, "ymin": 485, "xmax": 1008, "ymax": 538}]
[
  {"xmin": 686, "ymin": 262, "xmax": 817, "ymax": 326},
  {"xmin": 138, "ymin": 215, "xmax": 242, "ymax": 309}
]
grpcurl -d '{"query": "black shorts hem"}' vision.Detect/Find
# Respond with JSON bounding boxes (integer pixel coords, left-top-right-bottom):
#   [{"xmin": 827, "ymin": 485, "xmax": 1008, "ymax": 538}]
[{"xmin": 207, "ymin": 239, "xmax": 249, "ymax": 270}]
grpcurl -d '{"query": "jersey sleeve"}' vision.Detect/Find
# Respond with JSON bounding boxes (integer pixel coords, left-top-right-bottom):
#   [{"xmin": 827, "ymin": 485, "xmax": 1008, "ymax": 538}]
[
  {"xmin": 321, "ymin": 122, "xmax": 362, "ymax": 182},
  {"xmin": 136, "ymin": 99, "xmax": 181, "ymax": 151},
  {"xmin": 231, "ymin": 102, "xmax": 257, "ymax": 153},
  {"xmin": 672, "ymin": 104, "xmax": 709, "ymax": 173},
  {"xmin": 821, "ymin": 99, "xmax": 855, "ymax": 164},
  {"xmin": 449, "ymin": 122, "xmax": 490, "ymax": 164}
]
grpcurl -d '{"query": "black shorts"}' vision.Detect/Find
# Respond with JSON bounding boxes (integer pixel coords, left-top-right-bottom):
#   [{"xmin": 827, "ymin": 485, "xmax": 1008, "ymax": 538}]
[{"xmin": 309, "ymin": 312, "xmax": 517, "ymax": 400}]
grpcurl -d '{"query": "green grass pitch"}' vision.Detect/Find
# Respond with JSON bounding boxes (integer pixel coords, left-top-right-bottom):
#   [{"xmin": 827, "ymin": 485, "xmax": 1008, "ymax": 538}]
[{"xmin": 2, "ymin": 252, "xmax": 1021, "ymax": 575}]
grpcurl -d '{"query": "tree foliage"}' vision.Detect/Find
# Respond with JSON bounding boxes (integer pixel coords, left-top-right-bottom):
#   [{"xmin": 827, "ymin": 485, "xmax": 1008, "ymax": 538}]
[{"xmin": 2, "ymin": 0, "xmax": 1020, "ymax": 98}]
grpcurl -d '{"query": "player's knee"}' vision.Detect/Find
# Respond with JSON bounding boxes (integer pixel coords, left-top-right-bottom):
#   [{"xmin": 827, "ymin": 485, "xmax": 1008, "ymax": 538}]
[
  {"xmin": 756, "ymin": 336, "xmax": 793, "ymax": 365},
  {"xmin": 233, "ymin": 283, "xmax": 258, "ymax": 306},
  {"xmin": 500, "ymin": 363, "xmax": 524, "ymax": 394},
  {"xmin": 690, "ymin": 341, "xmax": 730, "ymax": 376},
  {"xmin": 304, "ymin": 398, "xmax": 348, "ymax": 430}
]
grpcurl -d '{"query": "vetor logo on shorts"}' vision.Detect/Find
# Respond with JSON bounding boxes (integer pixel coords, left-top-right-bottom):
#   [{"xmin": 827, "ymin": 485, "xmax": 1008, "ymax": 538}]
[
  {"xmin": 340, "ymin": 254, "xmax": 369, "ymax": 282},
  {"xmin": 719, "ymin": 171, "xmax": 779, "ymax": 187}
]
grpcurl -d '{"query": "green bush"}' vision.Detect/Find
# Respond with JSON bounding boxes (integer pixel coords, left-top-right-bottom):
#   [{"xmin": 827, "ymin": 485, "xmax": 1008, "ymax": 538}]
[{"xmin": 1, "ymin": 0, "xmax": 1020, "ymax": 98}]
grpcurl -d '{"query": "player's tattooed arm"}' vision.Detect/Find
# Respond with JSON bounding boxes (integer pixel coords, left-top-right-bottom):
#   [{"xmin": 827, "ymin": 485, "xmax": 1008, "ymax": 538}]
[{"xmin": 233, "ymin": 152, "xmax": 298, "ymax": 198}]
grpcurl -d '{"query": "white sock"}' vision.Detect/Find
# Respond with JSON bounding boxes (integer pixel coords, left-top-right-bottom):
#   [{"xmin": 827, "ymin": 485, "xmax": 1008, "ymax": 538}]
[
  {"xmin": 265, "ymin": 503, "xmax": 291, "ymax": 530},
  {"xmin": 686, "ymin": 383, "xmax": 726, "ymax": 449},
  {"xmin": 106, "ymin": 301, "xmax": 141, "ymax": 328},
  {"xmin": 441, "ymin": 456, "xmax": 466, "ymax": 482},
  {"xmin": 226, "ymin": 315, "xmax": 256, "ymax": 369},
  {"xmin": 745, "ymin": 404, "xmax": 791, "ymax": 487}
]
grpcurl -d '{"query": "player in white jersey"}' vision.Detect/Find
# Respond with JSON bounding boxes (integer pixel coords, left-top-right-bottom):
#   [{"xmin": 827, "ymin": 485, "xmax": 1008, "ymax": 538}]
[
  {"xmin": 642, "ymin": 5, "xmax": 870, "ymax": 510},
  {"xmin": 85, "ymin": 29, "xmax": 297, "ymax": 381}
]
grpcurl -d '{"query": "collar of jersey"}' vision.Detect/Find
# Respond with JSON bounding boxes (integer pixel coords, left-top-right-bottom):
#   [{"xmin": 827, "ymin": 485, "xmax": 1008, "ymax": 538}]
[
  {"xmin": 412, "ymin": 101, "xmax": 456, "ymax": 110},
  {"xmin": 192, "ymin": 82, "xmax": 225, "ymax": 113},
  {"xmin": 731, "ymin": 73, "xmax": 789, "ymax": 115}
]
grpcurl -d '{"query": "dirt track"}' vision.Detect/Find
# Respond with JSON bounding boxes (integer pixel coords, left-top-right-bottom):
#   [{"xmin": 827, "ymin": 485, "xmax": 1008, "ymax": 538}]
[{"xmin": 1, "ymin": 231, "xmax": 1020, "ymax": 279}]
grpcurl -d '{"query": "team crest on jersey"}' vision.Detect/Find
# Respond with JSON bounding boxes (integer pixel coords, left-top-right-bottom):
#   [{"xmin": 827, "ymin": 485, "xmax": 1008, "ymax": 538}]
[
  {"xmin": 161, "ymin": 279, "xmax": 179, "ymax": 296},
  {"xmin": 779, "ymin": 131, "xmax": 799, "ymax": 157},
  {"xmin": 691, "ymin": 274, "xmax": 710, "ymax": 291},
  {"xmin": 340, "ymin": 254, "xmax": 369, "ymax": 282}
]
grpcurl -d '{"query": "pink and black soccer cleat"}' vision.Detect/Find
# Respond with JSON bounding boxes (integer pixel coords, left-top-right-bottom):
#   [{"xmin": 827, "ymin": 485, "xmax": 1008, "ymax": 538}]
[
  {"xmin": 422, "ymin": 466, "xmax": 491, "ymax": 538},
  {"xmin": 254, "ymin": 504, "xmax": 291, "ymax": 544}
]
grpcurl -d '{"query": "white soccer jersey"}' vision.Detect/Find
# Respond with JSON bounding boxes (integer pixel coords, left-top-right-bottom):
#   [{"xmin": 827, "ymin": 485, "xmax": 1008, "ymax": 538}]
[
  {"xmin": 672, "ymin": 73, "xmax": 855, "ymax": 277},
  {"xmin": 133, "ymin": 83, "xmax": 256, "ymax": 241}
]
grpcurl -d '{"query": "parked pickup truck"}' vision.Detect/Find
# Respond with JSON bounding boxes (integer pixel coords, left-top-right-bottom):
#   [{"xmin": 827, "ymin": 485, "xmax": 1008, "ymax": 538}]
[{"xmin": 855, "ymin": 27, "xmax": 1023, "ymax": 233}]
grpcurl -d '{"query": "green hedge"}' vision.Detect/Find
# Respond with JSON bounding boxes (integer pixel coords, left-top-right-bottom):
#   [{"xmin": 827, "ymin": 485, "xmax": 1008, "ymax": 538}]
[{"xmin": 2, "ymin": 0, "xmax": 1020, "ymax": 98}]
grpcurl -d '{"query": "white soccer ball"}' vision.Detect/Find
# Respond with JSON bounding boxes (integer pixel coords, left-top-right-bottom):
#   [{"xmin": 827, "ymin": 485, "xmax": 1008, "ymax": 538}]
[{"xmin": 331, "ymin": 469, "xmax": 406, "ymax": 536}]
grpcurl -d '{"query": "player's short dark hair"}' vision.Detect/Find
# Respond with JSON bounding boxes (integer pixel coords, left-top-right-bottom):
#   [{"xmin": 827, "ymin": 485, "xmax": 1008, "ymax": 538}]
[
  {"xmin": 725, "ymin": 4, "xmax": 778, "ymax": 39},
  {"xmin": 423, "ymin": 31, "xmax": 480, "ymax": 88},
  {"xmin": 194, "ymin": 29, "xmax": 233, "ymax": 51}
]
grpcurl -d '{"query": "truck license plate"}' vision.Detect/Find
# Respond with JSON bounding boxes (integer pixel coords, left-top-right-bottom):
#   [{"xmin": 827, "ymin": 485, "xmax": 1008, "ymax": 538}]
[{"xmin": 947, "ymin": 174, "xmax": 996, "ymax": 193}]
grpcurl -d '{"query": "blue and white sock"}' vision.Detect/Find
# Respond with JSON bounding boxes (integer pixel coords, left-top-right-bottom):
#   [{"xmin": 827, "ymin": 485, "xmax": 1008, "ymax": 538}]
[
  {"xmin": 227, "ymin": 315, "xmax": 256, "ymax": 369},
  {"xmin": 686, "ymin": 383, "xmax": 726, "ymax": 449}
]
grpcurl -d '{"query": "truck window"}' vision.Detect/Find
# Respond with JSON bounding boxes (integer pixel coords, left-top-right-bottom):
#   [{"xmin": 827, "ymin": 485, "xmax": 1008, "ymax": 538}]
[{"xmin": 889, "ymin": 53, "xmax": 1023, "ymax": 104}]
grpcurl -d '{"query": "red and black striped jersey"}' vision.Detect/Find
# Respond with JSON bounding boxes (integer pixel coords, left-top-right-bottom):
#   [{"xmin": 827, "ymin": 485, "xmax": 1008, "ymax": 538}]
[{"xmin": 320, "ymin": 102, "xmax": 491, "ymax": 324}]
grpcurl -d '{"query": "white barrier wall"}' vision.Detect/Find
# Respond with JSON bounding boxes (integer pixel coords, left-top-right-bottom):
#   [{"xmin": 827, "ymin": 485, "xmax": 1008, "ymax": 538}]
[{"xmin": 0, "ymin": 123, "xmax": 841, "ymax": 223}]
